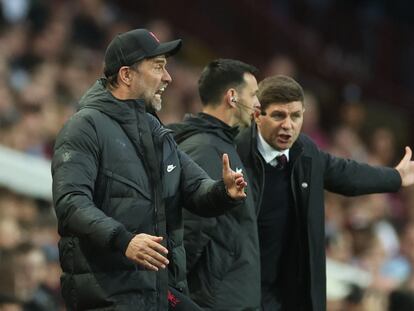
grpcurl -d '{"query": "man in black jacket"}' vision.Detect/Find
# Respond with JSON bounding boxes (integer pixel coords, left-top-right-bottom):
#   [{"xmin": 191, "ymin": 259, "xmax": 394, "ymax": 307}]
[
  {"xmin": 236, "ymin": 75, "xmax": 414, "ymax": 311},
  {"xmin": 169, "ymin": 59, "xmax": 261, "ymax": 310},
  {"xmin": 52, "ymin": 29, "xmax": 248, "ymax": 311}
]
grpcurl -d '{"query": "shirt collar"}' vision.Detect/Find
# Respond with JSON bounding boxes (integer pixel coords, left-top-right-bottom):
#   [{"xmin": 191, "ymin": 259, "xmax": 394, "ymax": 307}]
[{"xmin": 257, "ymin": 131, "xmax": 290, "ymax": 164}]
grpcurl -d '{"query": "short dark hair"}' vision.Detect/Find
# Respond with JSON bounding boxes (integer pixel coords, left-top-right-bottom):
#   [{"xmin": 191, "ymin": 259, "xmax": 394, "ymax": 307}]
[
  {"xmin": 198, "ymin": 59, "xmax": 258, "ymax": 106},
  {"xmin": 258, "ymin": 75, "xmax": 304, "ymax": 111}
]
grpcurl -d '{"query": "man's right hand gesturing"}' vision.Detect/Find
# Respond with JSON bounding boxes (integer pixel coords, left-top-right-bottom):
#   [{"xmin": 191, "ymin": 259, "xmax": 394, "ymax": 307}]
[{"xmin": 125, "ymin": 234, "xmax": 169, "ymax": 271}]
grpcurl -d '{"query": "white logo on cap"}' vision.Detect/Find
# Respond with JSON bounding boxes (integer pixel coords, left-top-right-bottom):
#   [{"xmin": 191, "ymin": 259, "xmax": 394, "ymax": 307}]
[{"xmin": 149, "ymin": 31, "xmax": 160, "ymax": 43}]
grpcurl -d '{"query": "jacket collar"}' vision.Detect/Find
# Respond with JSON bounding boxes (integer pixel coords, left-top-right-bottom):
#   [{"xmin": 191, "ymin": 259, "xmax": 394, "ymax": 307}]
[
  {"xmin": 78, "ymin": 78, "xmax": 146, "ymax": 125},
  {"xmin": 170, "ymin": 112, "xmax": 239, "ymax": 144},
  {"xmin": 198, "ymin": 112, "xmax": 240, "ymax": 140}
]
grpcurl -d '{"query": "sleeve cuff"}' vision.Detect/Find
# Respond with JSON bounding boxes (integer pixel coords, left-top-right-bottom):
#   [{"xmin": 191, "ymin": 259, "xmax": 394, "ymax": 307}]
[
  {"xmin": 112, "ymin": 228, "xmax": 134, "ymax": 254},
  {"xmin": 215, "ymin": 179, "xmax": 245, "ymax": 208}
]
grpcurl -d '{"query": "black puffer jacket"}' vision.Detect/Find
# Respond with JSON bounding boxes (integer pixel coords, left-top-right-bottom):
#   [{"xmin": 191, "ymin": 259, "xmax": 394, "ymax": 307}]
[
  {"xmin": 52, "ymin": 80, "xmax": 240, "ymax": 311},
  {"xmin": 170, "ymin": 113, "xmax": 261, "ymax": 311},
  {"xmin": 236, "ymin": 125, "xmax": 402, "ymax": 311}
]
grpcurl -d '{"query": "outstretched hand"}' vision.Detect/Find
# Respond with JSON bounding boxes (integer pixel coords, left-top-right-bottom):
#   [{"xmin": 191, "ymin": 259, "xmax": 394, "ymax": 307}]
[
  {"xmin": 222, "ymin": 153, "xmax": 247, "ymax": 199},
  {"xmin": 395, "ymin": 146, "xmax": 414, "ymax": 187}
]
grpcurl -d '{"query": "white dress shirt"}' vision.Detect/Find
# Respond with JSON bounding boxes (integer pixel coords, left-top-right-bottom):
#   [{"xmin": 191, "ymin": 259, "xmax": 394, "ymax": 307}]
[{"xmin": 257, "ymin": 132, "xmax": 290, "ymax": 167}]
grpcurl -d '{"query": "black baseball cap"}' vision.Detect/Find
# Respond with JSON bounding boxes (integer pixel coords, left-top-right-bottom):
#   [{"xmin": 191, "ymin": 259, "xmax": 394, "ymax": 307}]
[{"xmin": 104, "ymin": 28, "xmax": 182, "ymax": 77}]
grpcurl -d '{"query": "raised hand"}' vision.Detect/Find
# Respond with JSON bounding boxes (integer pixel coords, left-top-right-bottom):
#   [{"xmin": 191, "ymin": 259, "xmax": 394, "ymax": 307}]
[
  {"xmin": 395, "ymin": 146, "xmax": 414, "ymax": 187},
  {"xmin": 222, "ymin": 153, "xmax": 247, "ymax": 199},
  {"xmin": 125, "ymin": 233, "xmax": 169, "ymax": 271}
]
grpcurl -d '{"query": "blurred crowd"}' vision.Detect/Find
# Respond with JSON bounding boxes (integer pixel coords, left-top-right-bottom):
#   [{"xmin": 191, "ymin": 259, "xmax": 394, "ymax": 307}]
[{"xmin": 0, "ymin": 1, "xmax": 413, "ymax": 310}]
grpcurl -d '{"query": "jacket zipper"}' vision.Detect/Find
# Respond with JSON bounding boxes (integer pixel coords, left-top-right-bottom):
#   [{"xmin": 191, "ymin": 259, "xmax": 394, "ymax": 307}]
[{"xmin": 137, "ymin": 126, "xmax": 159, "ymax": 237}]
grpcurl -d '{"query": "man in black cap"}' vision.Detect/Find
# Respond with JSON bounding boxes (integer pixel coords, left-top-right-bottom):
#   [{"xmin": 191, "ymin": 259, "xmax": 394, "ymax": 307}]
[{"xmin": 52, "ymin": 29, "xmax": 248, "ymax": 311}]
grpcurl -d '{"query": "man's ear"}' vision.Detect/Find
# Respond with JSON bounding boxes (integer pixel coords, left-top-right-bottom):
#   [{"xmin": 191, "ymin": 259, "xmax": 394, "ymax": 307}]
[
  {"xmin": 226, "ymin": 89, "xmax": 237, "ymax": 108},
  {"xmin": 118, "ymin": 66, "xmax": 132, "ymax": 85}
]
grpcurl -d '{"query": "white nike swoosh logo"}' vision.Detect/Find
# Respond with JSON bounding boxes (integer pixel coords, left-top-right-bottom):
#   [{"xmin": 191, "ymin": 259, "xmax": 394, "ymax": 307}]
[{"xmin": 167, "ymin": 164, "xmax": 176, "ymax": 173}]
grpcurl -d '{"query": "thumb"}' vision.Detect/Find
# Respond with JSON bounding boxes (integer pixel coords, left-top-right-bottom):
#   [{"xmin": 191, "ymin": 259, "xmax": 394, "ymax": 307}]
[
  {"xmin": 404, "ymin": 146, "xmax": 412, "ymax": 161},
  {"xmin": 397, "ymin": 146, "xmax": 412, "ymax": 170}
]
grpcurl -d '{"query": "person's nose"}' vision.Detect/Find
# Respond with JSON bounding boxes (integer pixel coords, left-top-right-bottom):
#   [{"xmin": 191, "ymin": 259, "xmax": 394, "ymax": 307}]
[
  {"xmin": 254, "ymin": 96, "xmax": 261, "ymax": 110},
  {"xmin": 281, "ymin": 117, "xmax": 293, "ymax": 129},
  {"xmin": 162, "ymin": 69, "xmax": 172, "ymax": 84}
]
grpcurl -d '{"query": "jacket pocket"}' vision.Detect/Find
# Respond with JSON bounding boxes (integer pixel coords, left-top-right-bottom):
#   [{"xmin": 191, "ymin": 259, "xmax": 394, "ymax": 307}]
[
  {"xmin": 59, "ymin": 237, "xmax": 90, "ymax": 274},
  {"xmin": 102, "ymin": 169, "xmax": 151, "ymax": 200},
  {"xmin": 167, "ymin": 238, "xmax": 187, "ymax": 292}
]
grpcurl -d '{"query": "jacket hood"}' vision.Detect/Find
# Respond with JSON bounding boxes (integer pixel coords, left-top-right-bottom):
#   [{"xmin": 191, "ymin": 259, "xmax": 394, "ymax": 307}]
[
  {"xmin": 169, "ymin": 113, "xmax": 239, "ymax": 144},
  {"xmin": 77, "ymin": 78, "xmax": 146, "ymax": 124}
]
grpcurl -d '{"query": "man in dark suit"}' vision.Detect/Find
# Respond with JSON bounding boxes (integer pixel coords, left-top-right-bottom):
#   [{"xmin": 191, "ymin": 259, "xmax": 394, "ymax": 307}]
[{"xmin": 236, "ymin": 75, "xmax": 414, "ymax": 311}]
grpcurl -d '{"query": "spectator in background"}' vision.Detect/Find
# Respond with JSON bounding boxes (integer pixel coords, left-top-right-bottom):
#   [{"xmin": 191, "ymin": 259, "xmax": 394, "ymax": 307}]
[
  {"xmin": 0, "ymin": 243, "xmax": 58, "ymax": 311},
  {"xmin": 13, "ymin": 243, "xmax": 59, "ymax": 311},
  {"xmin": 236, "ymin": 75, "xmax": 414, "ymax": 311},
  {"xmin": 0, "ymin": 294, "xmax": 22, "ymax": 311},
  {"xmin": 170, "ymin": 59, "xmax": 261, "ymax": 310},
  {"xmin": 264, "ymin": 54, "xmax": 298, "ymax": 78},
  {"xmin": 344, "ymin": 191, "xmax": 399, "ymax": 255},
  {"xmin": 384, "ymin": 221, "xmax": 414, "ymax": 289},
  {"xmin": 0, "ymin": 249, "xmax": 18, "ymax": 302},
  {"xmin": 301, "ymin": 91, "xmax": 329, "ymax": 149},
  {"xmin": 52, "ymin": 28, "xmax": 247, "ymax": 310},
  {"xmin": 0, "ymin": 218, "xmax": 22, "ymax": 250},
  {"xmin": 329, "ymin": 125, "xmax": 369, "ymax": 162},
  {"xmin": 388, "ymin": 289, "xmax": 414, "ymax": 311},
  {"xmin": 367, "ymin": 127, "xmax": 397, "ymax": 166},
  {"xmin": 351, "ymin": 225, "xmax": 398, "ymax": 293}
]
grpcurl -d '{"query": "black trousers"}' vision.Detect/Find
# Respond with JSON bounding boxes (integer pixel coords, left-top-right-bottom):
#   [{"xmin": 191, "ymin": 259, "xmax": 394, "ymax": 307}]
[
  {"xmin": 168, "ymin": 287, "xmax": 202, "ymax": 311},
  {"xmin": 261, "ymin": 286, "xmax": 282, "ymax": 311},
  {"xmin": 260, "ymin": 285, "xmax": 312, "ymax": 311}
]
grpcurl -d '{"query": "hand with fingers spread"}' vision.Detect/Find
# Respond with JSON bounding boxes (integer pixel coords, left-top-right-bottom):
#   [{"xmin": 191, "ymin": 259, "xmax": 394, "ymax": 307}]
[
  {"xmin": 222, "ymin": 153, "xmax": 248, "ymax": 200},
  {"xmin": 395, "ymin": 146, "xmax": 414, "ymax": 187},
  {"xmin": 125, "ymin": 233, "xmax": 169, "ymax": 271}
]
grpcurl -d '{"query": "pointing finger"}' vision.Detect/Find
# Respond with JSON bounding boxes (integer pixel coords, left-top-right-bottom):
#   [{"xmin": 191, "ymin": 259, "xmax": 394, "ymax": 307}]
[{"xmin": 222, "ymin": 153, "xmax": 230, "ymax": 172}]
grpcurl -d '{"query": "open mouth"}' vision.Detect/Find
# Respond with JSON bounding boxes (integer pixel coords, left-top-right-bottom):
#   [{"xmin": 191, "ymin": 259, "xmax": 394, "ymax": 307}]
[
  {"xmin": 156, "ymin": 87, "xmax": 165, "ymax": 94},
  {"xmin": 278, "ymin": 134, "xmax": 292, "ymax": 143},
  {"xmin": 156, "ymin": 86, "xmax": 166, "ymax": 94},
  {"xmin": 154, "ymin": 86, "xmax": 166, "ymax": 99}
]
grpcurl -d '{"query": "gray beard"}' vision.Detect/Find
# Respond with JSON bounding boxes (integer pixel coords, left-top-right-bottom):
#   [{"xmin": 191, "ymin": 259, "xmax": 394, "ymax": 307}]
[{"xmin": 151, "ymin": 99, "xmax": 162, "ymax": 112}]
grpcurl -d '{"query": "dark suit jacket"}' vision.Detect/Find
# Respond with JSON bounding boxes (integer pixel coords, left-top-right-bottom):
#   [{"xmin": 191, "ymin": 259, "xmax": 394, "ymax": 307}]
[{"xmin": 236, "ymin": 126, "xmax": 401, "ymax": 311}]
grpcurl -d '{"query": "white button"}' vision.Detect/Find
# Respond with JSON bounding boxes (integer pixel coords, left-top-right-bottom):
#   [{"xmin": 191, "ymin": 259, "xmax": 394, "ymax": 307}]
[{"xmin": 301, "ymin": 182, "xmax": 308, "ymax": 188}]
